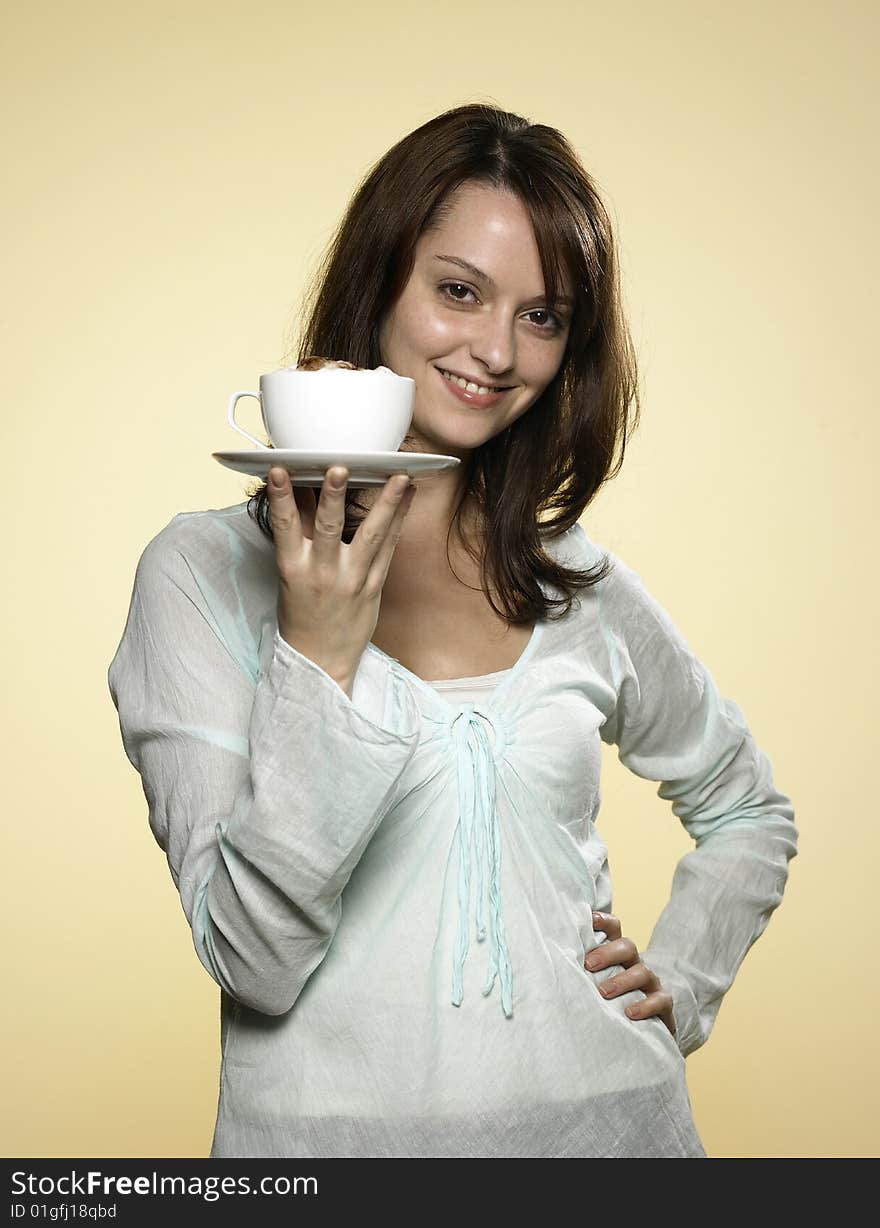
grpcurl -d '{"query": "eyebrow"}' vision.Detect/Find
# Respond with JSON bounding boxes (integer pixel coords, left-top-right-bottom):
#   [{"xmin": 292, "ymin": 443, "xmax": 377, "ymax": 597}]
[{"xmin": 433, "ymin": 253, "xmax": 575, "ymax": 307}]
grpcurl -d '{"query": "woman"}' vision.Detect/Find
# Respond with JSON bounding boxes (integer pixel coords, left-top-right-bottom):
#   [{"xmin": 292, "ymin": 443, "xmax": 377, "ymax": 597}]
[{"xmin": 108, "ymin": 103, "xmax": 798, "ymax": 1158}]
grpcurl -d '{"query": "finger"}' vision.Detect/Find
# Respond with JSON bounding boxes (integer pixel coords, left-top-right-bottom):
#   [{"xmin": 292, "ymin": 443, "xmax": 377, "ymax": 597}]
[
  {"xmin": 598, "ymin": 963, "xmax": 652, "ymax": 998},
  {"xmin": 348, "ymin": 471, "xmax": 411, "ymax": 568},
  {"xmin": 362, "ymin": 478, "xmax": 416, "ymax": 591},
  {"xmin": 584, "ymin": 935, "xmax": 638, "ymax": 971},
  {"xmin": 310, "ymin": 466, "xmax": 349, "ymax": 564},
  {"xmin": 638, "ymin": 961, "xmax": 663, "ymax": 993},
  {"xmin": 266, "ymin": 466, "xmax": 303, "ymax": 565},
  {"xmin": 625, "ymin": 991, "xmax": 676, "ymax": 1035},
  {"xmin": 592, "ymin": 911, "xmax": 622, "ymax": 941}
]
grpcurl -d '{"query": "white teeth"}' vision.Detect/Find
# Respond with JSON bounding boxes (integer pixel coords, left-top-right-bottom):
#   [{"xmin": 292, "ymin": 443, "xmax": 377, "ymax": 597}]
[{"xmin": 440, "ymin": 368, "xmax": 502, "ymax": 396}]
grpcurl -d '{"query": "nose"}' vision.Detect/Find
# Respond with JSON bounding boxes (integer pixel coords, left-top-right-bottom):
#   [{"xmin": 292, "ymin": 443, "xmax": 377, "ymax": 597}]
[{"xmin": 468, "ymin": 311, "xmax": 517, "ymax": 383}]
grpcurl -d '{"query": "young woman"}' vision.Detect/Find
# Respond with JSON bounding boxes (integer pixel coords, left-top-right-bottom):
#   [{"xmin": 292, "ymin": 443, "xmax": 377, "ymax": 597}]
[{"xmin": 108, "ymin": 103, "xmax": 798, "ymax": 1158}]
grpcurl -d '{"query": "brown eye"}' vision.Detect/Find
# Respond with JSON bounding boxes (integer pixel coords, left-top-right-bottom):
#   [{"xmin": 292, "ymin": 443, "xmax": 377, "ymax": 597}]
[
  {"xmin": 526, "ymin": 309, "xmax": 564, "ymax": 333},
  {"xmin": 439, "ymin": 282, "xmax": 477, "ymax": 302}
]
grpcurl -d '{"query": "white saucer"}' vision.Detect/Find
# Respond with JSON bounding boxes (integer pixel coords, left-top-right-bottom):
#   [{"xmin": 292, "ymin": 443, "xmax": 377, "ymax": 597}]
[{"xmin": 212, "ymin": 447, "xmax": 460, "ymax": 487}]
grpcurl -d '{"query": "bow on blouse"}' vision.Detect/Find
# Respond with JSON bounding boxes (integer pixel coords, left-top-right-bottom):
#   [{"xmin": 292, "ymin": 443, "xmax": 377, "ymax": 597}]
[{"xmin": 449, "ymin": 703, "xmax": 514, "ymax": 1019}]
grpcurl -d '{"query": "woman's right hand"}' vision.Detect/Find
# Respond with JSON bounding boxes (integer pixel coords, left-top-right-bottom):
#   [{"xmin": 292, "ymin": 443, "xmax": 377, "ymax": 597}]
[{"xmin": 266, "ymin": 464, "xmax": 417, "ymax": 696}]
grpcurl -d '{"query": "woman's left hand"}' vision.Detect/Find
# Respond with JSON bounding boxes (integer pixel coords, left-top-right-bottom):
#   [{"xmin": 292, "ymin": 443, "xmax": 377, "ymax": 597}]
[{"xmin": 585, "ymin": 911, "xmax": 676, "ymax": 1039}]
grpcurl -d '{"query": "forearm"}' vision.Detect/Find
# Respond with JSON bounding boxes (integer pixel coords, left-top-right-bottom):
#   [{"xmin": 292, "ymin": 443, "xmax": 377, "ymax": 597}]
[
  {"xmin": 642, "ymin": 767, "xmax": 798, "ymax": 1057},
  {"xmin": 184, "ymin": 633, "xmax": 419, "ymax": 1014}
]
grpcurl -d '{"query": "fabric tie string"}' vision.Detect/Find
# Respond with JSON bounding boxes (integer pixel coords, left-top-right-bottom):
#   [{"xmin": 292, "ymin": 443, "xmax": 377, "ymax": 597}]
[{"xmin": 449, "ymin": 704, "xmax": 514, "ymax": 1018}]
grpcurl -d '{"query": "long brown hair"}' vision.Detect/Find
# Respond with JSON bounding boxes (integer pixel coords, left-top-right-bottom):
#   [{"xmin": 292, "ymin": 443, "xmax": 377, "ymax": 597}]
[{"xmin": 246, "ymin": 102, "xmax": 641, "ymax": 624}]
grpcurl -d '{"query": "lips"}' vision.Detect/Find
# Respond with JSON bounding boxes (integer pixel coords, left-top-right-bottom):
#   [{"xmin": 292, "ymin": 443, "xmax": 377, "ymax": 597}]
[{"xmin": 435, "ymin": 366, "xmax": 512, "ymax": 409}]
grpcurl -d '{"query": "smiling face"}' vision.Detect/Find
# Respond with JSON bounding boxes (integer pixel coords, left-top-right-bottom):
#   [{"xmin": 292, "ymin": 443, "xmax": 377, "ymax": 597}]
[{"xmin": 377, "ymin": 181, "xmax": 575, "ymax": 461}]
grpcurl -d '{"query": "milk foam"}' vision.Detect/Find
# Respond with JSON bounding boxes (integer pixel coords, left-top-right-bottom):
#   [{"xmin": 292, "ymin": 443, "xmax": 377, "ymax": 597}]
[{"xmin": 282, "ymin": 363, "xmax": 398, "ymax": 376}]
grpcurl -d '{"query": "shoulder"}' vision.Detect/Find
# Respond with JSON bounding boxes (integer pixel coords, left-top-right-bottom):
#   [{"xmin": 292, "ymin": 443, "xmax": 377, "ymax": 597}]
[
  {"xmin": 139, "ymin": 500, "xmax": 269, "ymax": 563},
  {"xmin": 583, "ymin": 539, "xmax": 696, "ymax": 666},
  {"xmin": 539, "ymin": 519, "xmax": 608, "ymax": 570},
  {"xmin": 541, "ymin": 523, "xmax": 681, "ymax": 636},
  {"xmin": 539, "ymin": 520, "xmax": 627, "ymax": 605},
  {"xmin": 135, "ymin": 500, "xmax": 272, "ymax": 590}
]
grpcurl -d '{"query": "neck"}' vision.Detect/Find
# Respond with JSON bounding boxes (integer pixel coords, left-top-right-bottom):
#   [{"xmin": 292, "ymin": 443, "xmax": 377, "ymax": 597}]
[{"xmin": 363, "ymin": 461, "xmax": 478, "ymax": 540}]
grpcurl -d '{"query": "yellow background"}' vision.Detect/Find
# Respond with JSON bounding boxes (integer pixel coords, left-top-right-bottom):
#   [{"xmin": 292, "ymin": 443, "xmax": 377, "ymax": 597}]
[{"xmin": 3, "ymin": 0, "xmax": 876, "ymax": 1158}]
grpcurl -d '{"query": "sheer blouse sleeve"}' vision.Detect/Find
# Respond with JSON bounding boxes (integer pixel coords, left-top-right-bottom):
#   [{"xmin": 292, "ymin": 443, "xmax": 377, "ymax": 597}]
[
  {"xmin": 596, "ymin": 543, "xmax": 798, "ymax": 1057},
  {"xmin": 108, "ymin": 522, "xmax": 422, "ymax": 1016}
]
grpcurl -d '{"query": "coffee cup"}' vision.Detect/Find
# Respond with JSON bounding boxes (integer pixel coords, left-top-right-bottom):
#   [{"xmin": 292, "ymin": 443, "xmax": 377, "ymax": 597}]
[{"xmin": 227, "ymin": 363, "xmax": 415, "ymax": 452}]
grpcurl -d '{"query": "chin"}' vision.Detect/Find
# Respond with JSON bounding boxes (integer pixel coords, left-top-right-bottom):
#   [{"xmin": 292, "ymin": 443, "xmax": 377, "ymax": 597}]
[{"xmin": 419, "ymin": 418, "xmax": 493, "ymax": 449}]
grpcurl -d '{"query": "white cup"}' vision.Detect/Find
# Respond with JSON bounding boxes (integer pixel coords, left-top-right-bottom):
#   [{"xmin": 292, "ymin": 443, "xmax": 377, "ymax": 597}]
[{"xmin": 227, "ymin": 364, "xmax": 415, "ymax": 452}]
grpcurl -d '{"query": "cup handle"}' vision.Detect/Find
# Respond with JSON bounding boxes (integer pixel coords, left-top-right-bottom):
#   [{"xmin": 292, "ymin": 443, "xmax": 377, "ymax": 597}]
[{"xmin": 227, "ymin": 391, "xmax": 267, "ymax": 447}]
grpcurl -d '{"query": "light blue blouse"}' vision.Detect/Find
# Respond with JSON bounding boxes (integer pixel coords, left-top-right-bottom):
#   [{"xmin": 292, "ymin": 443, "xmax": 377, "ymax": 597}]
[{"xmin": 107, "ymin": 501, "xmax": 798, "ymax": 1158}]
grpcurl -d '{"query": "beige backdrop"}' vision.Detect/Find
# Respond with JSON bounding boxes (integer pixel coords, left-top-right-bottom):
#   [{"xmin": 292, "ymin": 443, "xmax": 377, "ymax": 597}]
[{"xmin": 3, "ymin": 0, "xmax": 876, "ymax": 1159}]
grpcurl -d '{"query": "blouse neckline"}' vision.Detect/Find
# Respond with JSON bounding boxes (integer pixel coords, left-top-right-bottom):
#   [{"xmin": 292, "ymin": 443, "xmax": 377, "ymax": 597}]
[
  {"xmin": 427, "ymin": 667, "xmax": 512, "ymax": 688},
  {"xmin": 365, "ymin": 620, "xmax": 545, "ymax": 713}
]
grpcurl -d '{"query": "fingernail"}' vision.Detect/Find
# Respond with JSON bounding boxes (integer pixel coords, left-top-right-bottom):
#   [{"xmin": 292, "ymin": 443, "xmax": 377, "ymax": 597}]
[
  {"xmin": 625, "ymin": 1006, "xmax": 638, "ymax": 1018},
  {"xmin": 328, "ymin": 468, "xmax": 347, "ymax": 489},
  {"xmin": 584, "ymin": 953, "xmax": 600, "ymax": 969},
  {"xmin": 270, "ymin": 469, "xmax": 286, "ymax": 488}
]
